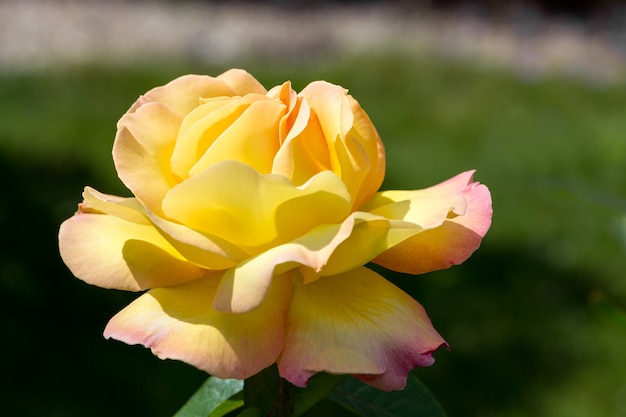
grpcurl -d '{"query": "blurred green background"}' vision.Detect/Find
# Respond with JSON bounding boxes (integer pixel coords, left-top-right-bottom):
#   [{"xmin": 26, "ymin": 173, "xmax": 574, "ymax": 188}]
[{"xmin": 2, "ymin": 6, "xmax": 626, "ymax": 416}]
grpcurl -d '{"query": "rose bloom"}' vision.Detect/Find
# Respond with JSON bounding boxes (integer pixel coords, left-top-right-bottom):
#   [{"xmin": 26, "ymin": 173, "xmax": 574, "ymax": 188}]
[{"xmin": 59, "ymin": 69, "xmax": 492, "ymax": 391}]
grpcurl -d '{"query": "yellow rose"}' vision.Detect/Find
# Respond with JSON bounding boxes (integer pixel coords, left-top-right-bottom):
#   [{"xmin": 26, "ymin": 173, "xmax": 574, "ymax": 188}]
[{"xmin": 59, "ymin": 69, "xmax": 492, "ymax": 390}]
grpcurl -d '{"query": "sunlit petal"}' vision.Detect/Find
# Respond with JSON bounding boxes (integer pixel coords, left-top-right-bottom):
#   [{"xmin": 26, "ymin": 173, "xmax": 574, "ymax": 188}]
[
  {"xmin": 162, "ymin": 160, "xmax": 352, "ymax": 252},
  {"xmin": 113, "ymin": 102, "xmax": 181, "ymax": 213},
  {"xmin": 272, "ymin": 98, "xmax": 333, "ymax": 185},
  {"xmin": 217, "ymin": 68, "xmax": 267, "ymax": 96},
  {"xmin": 299, "ymin": 81, "xmax": 385, "ymax": 208},
  {"xmin": 128, "ymin": 74, "xmax": 238, "ymax": 115},
  {"xmin": 188, "ymin": 98, "xmax": 286, "ymax": 175},
  {"xmin": 170, "ymin": 97, "xmax": 255, "ymax": 180}
]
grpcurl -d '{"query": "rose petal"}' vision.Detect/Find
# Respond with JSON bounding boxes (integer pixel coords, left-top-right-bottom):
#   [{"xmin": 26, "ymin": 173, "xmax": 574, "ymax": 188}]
[
  {"xmin": 321, "ymin": 189, "xmax": 468, "ymax": 277},
  {"xmin": 217, "ymin": 68, "xmax": 267, "ymax": 96},
  {"xmin": 162, "ymin": 160, "xmax": 352, "ymax": 252},
  {"xmin": 128, "ymin": 74, "xmax": 238, "ymax": 115},
  {"xmin": 299, "ymin": 81, "xmax": 385, "ymax": 208},
  {"xmin": 170, "ymin": 96, "xmax": 257, "ymax": 179},
  {"xmin": 278, "ymin": 266, "xmax": 446, "ymax": 391},
  {"xmin": 187, "ymin": 97, "xmax": 286, "ymax": 175},
  {"xmin": 80, "ymin": 186, "xmax": 148, "ymax": 224},
  {"xmin": 113, "ymin": 102, "xmax": 181, "ymax": 213},
  {"xmin": 146, "ymin": 212, "xmax": 245, "ymax": 270},
  {"xmin": 59, "ymin": 189, "xmax": 205, "ymax": 291},
  {"xmin": 212, "ymin": 216, "xmax": 355, "ymax": 313},
  {"xmin": 366, "ymin": 171, "xmax": 493, "ymax": 274},
  {"xmin": 104, "ymin": 271, "xmax": 291, "ymax": 380},
  {"xmin": 272, "ymin": 98, "xmax": 333, "ymax": 185}
]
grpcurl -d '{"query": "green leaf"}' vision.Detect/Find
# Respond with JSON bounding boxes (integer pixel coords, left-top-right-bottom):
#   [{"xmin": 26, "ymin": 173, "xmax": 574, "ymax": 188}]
[
  {"xmin": 235, "ymin": 407, "xmax": 262, "ymax": 417},
  {"xmin": 209, "ymin": 392, "xmax": 244, "ymax": 417},
  {"xmin": 293, "ymin": 373, "xmax": 344, "ymax": 417},
  {"xmin": 174, "ymin": 376, "xmax": 244, "ymax": 417},
  {"xmin": 327, "ymin": 373, "xmax": 447, "ymax": 417}
]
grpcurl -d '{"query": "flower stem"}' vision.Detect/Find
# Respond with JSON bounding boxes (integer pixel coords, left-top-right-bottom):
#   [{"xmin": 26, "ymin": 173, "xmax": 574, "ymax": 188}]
[{"xmin": 270, "ymin": 377, "xmax": 295, "ymax": 417}]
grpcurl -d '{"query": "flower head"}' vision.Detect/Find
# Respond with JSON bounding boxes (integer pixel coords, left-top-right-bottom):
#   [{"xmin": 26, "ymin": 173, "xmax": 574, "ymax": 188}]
[{"xmin": 58, "ymin": 69, "xmax": 492, "ymax": 390}]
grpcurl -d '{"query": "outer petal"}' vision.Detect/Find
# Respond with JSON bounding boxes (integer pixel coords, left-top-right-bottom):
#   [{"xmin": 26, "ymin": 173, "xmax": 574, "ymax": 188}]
[
  {"xmin": 212, "ymin": 216, "xmax": 355, "ymax": 313},
  {"xmin": 104, "ymin": 271, "xmax": 291, "ymax": 380},
  {"xmin": 217, "ymin": 68, "xmax": 267, "ymax": 96},
  {"xmin": 128, "ymin": 74, "xmax": 238, "ymax": 115},
  {"xmin": 58, "ymin": 188, "xmax": 206, "ymax": 291},
  {"xmin": 113, "ymin": 102, "xmax": 182, "ymax": 213},
  {"xmin": 278, "ymin": 267, "xmax": 446, "ymax": 391},
  {"xmin": 367, "ymin": 171, "xmax": 492, "ymax": 274},
  {"xmin": 321, "ymin": 190, "xmax": 468, "ymax": 277},
  {"xmin": 162, "ymin": 160, "xmax": 352, "ymax": 252}
]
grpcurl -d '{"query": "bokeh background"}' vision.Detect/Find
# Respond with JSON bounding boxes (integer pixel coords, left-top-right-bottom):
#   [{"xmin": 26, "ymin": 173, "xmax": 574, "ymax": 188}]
[{"xmin": 1, "ymin": 0, "xmax": 626, "ymax": 416}]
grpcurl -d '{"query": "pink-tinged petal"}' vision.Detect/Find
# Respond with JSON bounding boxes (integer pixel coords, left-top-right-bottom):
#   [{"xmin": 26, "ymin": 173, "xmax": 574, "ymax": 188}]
[
  {"xmin": 367, "ymin": 171, "xmax": 493, "ymax": 274},
  {"xmin": 59, "ymin": 189, "xmax": 206, "ymax": 291},
  {"xmin": 321, "ymin": 188, "xmax": 468, "ymax": 277},
  {"xmin": 162, "ymin": 160, "xmax": 352, "ymax": 253},
  {"xmin": 217, "ymin": 68, "xmax": 267, "ymax": 96},
  {"xmin": 128, "ymin": 74, "xmax": 238, "ymax": 115},
  {"xmin": 278, "ymin": 267, "xmax": 447, "ymax": 391},
  {"xmin": 113, "ymin": 102, "xmax": 181, "ymax": 213},
  {"xmin": 104, "ymin": 272, "xmax": 291, "ymax": 380},
  {"xmin": 213, "ymin": 216, "xmax": 355, "ymax": 313}
]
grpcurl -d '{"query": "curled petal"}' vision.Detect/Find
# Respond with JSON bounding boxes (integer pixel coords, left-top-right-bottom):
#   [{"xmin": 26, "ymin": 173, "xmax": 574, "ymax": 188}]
[
  {"xmin": 104, "ymin": 272, "xmax": 291, "ymax": 380},
  {"xmin": 170, "ymin": 96, "xmax": 258, "ymax": 179},
  {"xmin": 278, "ymin": 267, "xmax": 446, "ymax": 391},
  {"xmin": 322, "ymin": 187, "xmax": 468, "ymax": 277},
  {"xmin": 299, "ymin": 81, "xmax": 385, "ymax": 208},
  {"xmin": 272, "ymin": 98, "xmax": 333, "ymax": 185},
  {"xmin": 58, "ymin": 188, "xmax": 205, "ymax": 291},
  {"xmin": 186, "ymin": 97, "xmax": 286, "ymax": 176},
  {"xmin": 213, "ymin": 217, "xmax": 355, "ymax": 313},
  {"xmin": 367, "ymin": 171, "xmax": 492, "ymax": 274},
  {"xmin": 80, "ymin": 186, "xmax": 148, "ymax": 224},
  {"xmin": 162, "ymin": 160, "xmax": 352, "ymax": 252}
]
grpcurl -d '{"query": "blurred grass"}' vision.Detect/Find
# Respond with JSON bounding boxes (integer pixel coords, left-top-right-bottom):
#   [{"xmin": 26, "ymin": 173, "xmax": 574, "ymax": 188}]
[{"xmin": 1, "ymin": 54, "xmax": 625, "ymax": 417}]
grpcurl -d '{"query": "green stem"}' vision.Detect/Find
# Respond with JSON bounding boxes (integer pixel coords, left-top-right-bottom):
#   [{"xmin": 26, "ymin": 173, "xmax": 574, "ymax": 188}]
[{"xmin": 270, "ymin": 377, "xmax": 294, "ymax": 417}]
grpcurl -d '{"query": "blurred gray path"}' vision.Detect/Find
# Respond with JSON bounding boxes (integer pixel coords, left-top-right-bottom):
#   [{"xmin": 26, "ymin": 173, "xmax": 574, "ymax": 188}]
[{"xmin": 1, "ymin": 0, "xmax": 625, "ymax": 83}]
